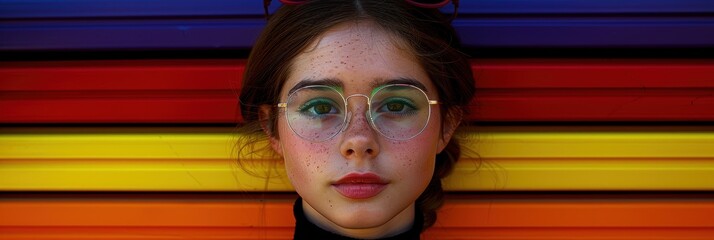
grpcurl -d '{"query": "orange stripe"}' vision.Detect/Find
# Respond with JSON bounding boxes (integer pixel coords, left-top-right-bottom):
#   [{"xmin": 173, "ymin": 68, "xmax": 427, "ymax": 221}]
[
  {"xmin": 0, "ymin": 227, "xmax": 294, "ymax": 240},
  {"xmin": 1, "ymin": 198, "xmax": 713, "ymax": 239},
  {"xmin": 2, "ymin": 199, "xmax": 712, "ymax": 227},
  {"xmin": 0, "ymin": 227, "xmax": 712, "ymax": 240}
]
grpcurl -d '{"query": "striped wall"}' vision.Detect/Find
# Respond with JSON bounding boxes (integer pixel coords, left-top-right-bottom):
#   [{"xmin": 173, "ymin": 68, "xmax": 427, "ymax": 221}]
[{"xmin": 1, "ymin": 1, "xmax": 714, "ymax": 239}]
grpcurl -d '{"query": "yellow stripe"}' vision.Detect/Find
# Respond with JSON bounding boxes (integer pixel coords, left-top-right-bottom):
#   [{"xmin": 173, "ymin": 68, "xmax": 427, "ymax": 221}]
[
  {"xmin": 1, "ymin": 127, "xmax": 713, "ymax": 191},
  {"xmin": 3, "ymin": 130, "xmax": 713, "ymax": 158},
  {"xmin": 2, "ymin": 158, "xmax": 713, "ymax": 191},
  {"xmin": 0, "ymin": 159, "xmax": 293, "ymax": 191},
  {"xmin": 447, "ymin": 158, "xmax": 714, "ymax": 191}
]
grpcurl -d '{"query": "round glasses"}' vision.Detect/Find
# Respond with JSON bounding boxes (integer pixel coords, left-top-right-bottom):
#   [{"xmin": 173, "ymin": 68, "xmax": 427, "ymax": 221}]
[{"xmin": 277, "ymin": 84, "xmax": 439, "ymax": 142}]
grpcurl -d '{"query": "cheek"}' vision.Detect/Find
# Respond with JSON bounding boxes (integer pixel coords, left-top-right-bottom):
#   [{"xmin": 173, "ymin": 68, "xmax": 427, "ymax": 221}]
[
  {"xmin": 385, "ymin": 116, "xmax": 442, "ymax": 181},
  {"xmin": 383, "ymin": 146, "xmax": 438, "ymax": 183},
  {"xmin": 277, "ymin": 122, "xmax": 333, "ymax": 188}
]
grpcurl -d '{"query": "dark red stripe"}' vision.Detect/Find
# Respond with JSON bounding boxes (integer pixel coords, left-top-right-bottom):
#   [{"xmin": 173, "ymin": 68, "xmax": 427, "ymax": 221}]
[{"xmin": 2, "ymin": 59, "xmax": 713, "ymax": 123}]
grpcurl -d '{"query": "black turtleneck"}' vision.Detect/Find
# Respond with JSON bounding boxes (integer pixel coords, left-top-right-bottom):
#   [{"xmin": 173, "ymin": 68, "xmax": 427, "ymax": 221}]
[{"xmin": 293, "ymin": 198, "xmax": 423, "ymax": 240}]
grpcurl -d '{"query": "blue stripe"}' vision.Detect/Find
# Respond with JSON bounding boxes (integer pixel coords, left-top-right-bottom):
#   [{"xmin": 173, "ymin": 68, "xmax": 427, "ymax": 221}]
[
  {"xmin": 2, "ymin": 0, "xmax": 713, "ymax": 18},
  {"xmin": 1, "ymin": 0, "xmax": 713, "ymax": 50}
]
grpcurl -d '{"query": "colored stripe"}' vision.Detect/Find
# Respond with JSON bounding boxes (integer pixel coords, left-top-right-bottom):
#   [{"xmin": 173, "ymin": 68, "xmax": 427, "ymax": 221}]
[
  {"xmin": 3, "ymin": 19, "xmax": 711, "ymax": 50},
  {"xmin": 2, "ymin": 59, "xmax": 713, "ymax": 122},
  {"xmin": 2, "ymin": 198, "xmax": 712, "ymax": 226},
  {"xmin": 2, "ymin": 1, "xmax": 712, "ymax": 50},
  {"xmin": 1, "ymin": 127, "xmax": 713, "ymax": 191},
  {"xmin": 454, "ymin": 18, "xmax": 714, "ymax": 48},
  {"xmin": 1, "ymin": 198, "xmax": 713, "ymax": 239},
  {"xmin": 3, "ymin": 0, "xmax": 712, "ymax": 19},
  {"xmin": 457, "ymin": 0, "xmax": 714, "ymax": 14},
  {"xmin": 0, "ymin": 0, "xmax": 265, "ymax": 19},
  {"xmin": 2, "ymin": 158, "xmax": 713, "ymax": 191},
  {"xmin": 3, "ymin": 127, "xmax": 712, "ymax": 159}
]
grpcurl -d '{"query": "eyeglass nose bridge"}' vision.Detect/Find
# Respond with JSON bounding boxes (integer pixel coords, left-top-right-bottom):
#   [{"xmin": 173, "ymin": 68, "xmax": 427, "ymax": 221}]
[{"xmin": 340, "ymin": 93, "xmax": 375, "ymax": 134}]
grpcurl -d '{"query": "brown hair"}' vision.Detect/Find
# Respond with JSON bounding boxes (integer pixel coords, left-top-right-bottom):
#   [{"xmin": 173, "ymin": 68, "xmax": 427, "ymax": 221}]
[{"xmin": 239, "ymin": 0, "xmax": 475, "ymax": 230}]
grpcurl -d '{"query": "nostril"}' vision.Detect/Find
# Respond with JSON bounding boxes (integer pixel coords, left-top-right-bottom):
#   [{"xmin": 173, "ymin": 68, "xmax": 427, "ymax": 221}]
[
  {"xmin": 346, "ymin": 149, "xmax": 354, "ymax": 155},
  {"xmin": 366, "ymin": 149, "xmax": 373, "ymax": 155}
]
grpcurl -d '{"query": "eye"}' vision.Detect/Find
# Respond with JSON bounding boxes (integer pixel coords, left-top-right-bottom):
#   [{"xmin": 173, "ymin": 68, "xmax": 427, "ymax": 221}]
[
  {"xmin": 386, "ymin": 102, "xmax": 405, "ymax": 112},
  {"xmin": 298, "ymin": 98, "xmax": 341, "ymax": 116},
  {"xmin": 313, "ymin": 103, "xmax": 334, "ymax": 114},
  {"xmin": 376, "ymin": 98, "xmax": 417, "ymax": 114}
]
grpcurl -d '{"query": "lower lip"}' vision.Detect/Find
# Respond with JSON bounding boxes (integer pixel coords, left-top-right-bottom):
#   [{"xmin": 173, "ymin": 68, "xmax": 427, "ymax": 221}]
[{"xmin": 332, "ymin": 183, "xmax": 387, "ymax": 199}]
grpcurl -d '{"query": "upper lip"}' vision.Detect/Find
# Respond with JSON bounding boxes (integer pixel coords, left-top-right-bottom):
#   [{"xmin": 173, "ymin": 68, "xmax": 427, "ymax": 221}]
[{"xmin": 333, "ymin": 173, "xmax": 388, "ymax": 185}]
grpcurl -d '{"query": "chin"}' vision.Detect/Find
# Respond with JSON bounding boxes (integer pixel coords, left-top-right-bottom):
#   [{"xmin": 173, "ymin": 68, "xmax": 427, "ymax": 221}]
[
  {"xmin": 329, "ymin": 200, "xmax": 406, "ymax": 229},
  {"xmin": 332, "ymin": 209, "xmax": 391, "ymax": 229}
]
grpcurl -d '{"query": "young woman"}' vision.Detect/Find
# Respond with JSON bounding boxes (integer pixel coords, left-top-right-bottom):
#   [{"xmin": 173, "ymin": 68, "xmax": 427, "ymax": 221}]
[{"xmin": 239, "ymin": 0, "xmax": 474, "ymax": 238}]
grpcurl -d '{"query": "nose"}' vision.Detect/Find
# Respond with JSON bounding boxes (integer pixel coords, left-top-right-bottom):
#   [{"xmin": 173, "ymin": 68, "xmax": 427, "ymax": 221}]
[{"xmin": 339, "ymin": 94, "xmax": 380, "ymax": 160}]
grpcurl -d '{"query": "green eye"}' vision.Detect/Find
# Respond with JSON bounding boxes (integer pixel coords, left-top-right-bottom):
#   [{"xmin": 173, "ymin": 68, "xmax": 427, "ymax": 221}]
[
  {"xmin": 376, "ymin": 98, "xmax": 417, "ymax": 114},
  {"xmin": 313, "ymin": 104, "xmax": 333, "ymax": 114},
  {"xmin": 386, "ymin": 102, "xmax": 405, "ymax": 112},
  {"xmin": 298, "ymin": 98, "xmax": 341, "ymax": 117}
]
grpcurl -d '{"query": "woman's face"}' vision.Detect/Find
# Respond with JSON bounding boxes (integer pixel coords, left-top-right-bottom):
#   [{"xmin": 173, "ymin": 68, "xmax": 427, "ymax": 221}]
[{"xmin": 270, "ymin": 21, "xmax": 451, "ymax": 237}]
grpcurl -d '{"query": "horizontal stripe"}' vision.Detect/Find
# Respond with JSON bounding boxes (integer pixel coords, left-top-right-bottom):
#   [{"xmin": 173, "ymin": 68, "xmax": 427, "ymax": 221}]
[
  {"xmin": 2, "ymin": 198, "xmax": 712, "ymax": 226},
  {"xmin": 1, "ymin": 127, "xmax": 713, "ymax": 191},
  {"xmin": 3, "ymin": 127, "xmax": 713, "ymax": 159},
  {"xmin": 2, "ymin": 59, "xmax": 713, "ymax": 122},
  {"xmin": 2, "ymin": 1, "xmax": 712, "ymax": 50},
  {"xmin": 3, "ymin": 0, "xmax": 712, "ymax": 19},
  {"xmin": 2, "ymin": 158, "xmax": 714, "ymax": 191},
  {"xmin": 0, "ymin": 0, "xmax": 266, "ymax": 19},
  {"xmin": 4, "ymin": 59, "xmax": 713, "ymax": 89},
  {"xmin": 1, "ymin": 198, "xmax": 713, "ymax": 239},
  {"xmin": 455, "ymin": 18, "xmax": 714, "ymax": 48},
  {"xmin": 1, "ymin": 227, "xmax": 711, "ymax": 240},
  {"xmin": 3, "ymin": 19, "xmax": 712, "ymax": 50}
]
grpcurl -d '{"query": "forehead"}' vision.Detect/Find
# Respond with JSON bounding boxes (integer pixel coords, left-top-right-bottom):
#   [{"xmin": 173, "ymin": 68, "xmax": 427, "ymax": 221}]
[{"xmin": 283, "ymin": 21, "xmax": 434, "ymax": 96}]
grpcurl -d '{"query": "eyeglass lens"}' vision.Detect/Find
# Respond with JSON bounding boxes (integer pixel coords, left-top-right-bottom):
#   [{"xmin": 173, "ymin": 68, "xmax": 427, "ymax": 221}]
[{"xmin": 284, "ymin": 85, "xmax": 432, "ymax": 142}]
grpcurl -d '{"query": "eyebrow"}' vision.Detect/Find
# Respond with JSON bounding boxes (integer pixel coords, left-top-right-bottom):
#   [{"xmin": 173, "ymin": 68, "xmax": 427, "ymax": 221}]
[
  {"xmin": 287, "ymin": 77, "xmax": 429, "ymax": 95},
  {"xmin": 372, "ymin": 77, "xmax": 429, "ymax": 93},
  {"xmin": 288, "ymin": 78, "xmax": 343, "ymax": 95}
]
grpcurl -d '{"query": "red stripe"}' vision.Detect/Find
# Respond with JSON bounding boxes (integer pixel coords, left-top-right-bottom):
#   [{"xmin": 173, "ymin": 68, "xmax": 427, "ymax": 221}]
[
  {"xmin": 2, "ymin": 59, "xmax": 713, "ymax": 123},
  {"xmin": 473, "ymin": 59, "xmax": 714, "ymax": 88}
]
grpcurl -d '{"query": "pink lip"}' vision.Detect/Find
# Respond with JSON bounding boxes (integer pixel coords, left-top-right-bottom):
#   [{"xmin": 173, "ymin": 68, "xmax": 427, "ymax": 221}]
[{"xmin": 332, "ymin": 173, "xmax": 388, "ymax": 199}]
